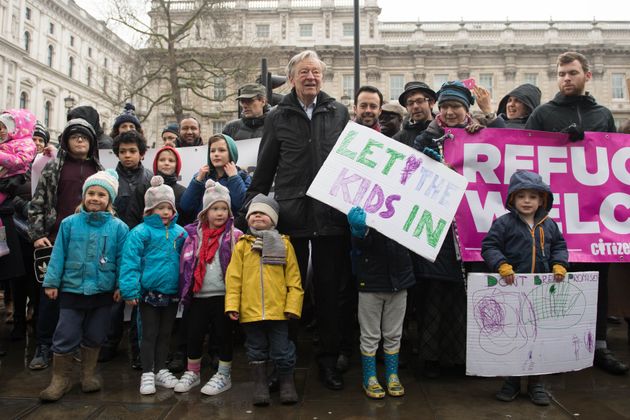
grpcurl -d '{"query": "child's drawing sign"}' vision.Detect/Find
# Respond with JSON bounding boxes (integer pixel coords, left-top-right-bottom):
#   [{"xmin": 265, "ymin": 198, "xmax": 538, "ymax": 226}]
[{"xmin": 466, "ymin": 271, "xmax": 598, "ymax": 377}]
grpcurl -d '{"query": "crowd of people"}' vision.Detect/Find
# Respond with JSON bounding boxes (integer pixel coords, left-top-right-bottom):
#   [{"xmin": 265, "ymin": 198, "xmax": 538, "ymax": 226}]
[{"xmin": 0, "ymin": 49, "xmax": 629, "ymax": 408}]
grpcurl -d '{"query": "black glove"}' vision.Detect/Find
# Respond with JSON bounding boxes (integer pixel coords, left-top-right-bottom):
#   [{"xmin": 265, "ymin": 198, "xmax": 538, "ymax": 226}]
[{"xmin": 561, "ymin": 123, "xmax": 584, "ymax": 142}]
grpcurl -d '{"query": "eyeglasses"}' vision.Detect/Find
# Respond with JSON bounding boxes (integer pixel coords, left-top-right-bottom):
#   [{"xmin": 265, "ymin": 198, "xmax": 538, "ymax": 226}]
[
  {"xmin": 406, "ymin": 97, "xmax": 431, "ymax": 107},
  {"xmin": 68, "ymin": 134, "xmax": 89, "ymax": 142}
]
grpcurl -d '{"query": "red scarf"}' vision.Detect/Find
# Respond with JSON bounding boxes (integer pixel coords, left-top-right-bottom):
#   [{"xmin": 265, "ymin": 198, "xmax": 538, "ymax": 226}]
[{"xmin": 193, "ymin": 223, "xmax": 227, "ymax": 293}]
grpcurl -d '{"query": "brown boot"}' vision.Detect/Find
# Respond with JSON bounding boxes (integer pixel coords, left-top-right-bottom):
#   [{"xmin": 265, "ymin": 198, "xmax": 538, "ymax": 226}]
[
  {"xmin": 250, "ymin": 361, "xmax": 270, "ymax": 406},
  {"xmin": 81, "ymin": 346, "xmax": 101, "ymax": 392},
  {"xmin": 279, "ymin": 373, "xmax": 298, "ymax": 404},
  {"xmin": 40, "ymin": 353, "xmax": 74, "ymax": 401}
]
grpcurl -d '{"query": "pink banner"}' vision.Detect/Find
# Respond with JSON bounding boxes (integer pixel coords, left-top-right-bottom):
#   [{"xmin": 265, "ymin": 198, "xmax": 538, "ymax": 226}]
[{"xmin": 443, "ymin": 128, "xmax": 630, "ymax": 263}]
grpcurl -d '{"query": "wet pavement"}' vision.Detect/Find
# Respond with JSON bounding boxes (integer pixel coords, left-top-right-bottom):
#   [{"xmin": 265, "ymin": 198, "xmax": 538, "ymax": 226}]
[{"xmin": 1, "ymin": 320, "xmax": 629, "ymax": 420}]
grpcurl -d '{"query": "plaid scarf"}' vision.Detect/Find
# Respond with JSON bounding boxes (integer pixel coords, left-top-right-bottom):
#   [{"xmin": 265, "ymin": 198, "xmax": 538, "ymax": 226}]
[{"xmin": 249, "ymin": 227, "xmax": 286, "ymax": 265}]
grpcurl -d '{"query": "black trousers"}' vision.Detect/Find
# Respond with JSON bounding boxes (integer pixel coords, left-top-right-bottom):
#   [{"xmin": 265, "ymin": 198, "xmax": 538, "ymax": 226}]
[
  {"xmin": 139, "ymin": 301, "xmax": 178, "ymax": 373},
  {"xmin": 291, "ymin": 235, "xmax": 353, "ymax": 368},
  {"xmin": 186, "ymin": 296, "xmax": 234, "ymax": 361}
]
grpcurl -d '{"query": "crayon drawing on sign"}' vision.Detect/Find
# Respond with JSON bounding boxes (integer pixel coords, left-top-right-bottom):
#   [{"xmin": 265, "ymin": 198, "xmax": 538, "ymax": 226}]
[{"xmin": 467, "ymin": 272, "xmax": 598, "ymax": 377}]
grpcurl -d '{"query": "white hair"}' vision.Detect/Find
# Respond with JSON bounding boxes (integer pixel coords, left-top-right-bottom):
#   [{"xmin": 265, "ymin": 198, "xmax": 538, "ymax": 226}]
[{"xmin": 285, "ymin": 50, "xmax": 327, "ymax": 79}]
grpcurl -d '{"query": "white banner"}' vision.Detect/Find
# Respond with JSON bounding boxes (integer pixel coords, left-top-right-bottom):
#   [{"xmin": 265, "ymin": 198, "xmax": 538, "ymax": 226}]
[
  {"xmin": 306, "ymin": 121, "xmax": 468, "ymax": 262},
  {"xmin": 466, "ymin": 271, "xmax": 598, "ymax": 377}
]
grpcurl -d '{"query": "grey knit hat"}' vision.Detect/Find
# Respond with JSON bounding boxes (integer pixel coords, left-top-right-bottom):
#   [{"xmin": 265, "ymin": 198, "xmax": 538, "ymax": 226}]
[
  {"xmin": 144, "ymin": 175, "xmax": 176, "ymax": 214},
  {"xmin": 198, "ymin": 179, "xmax": 231, "ymax": 219},
  {"xmin": 246, "ymin": 193, "xmax": 279, "ymax": 227}
]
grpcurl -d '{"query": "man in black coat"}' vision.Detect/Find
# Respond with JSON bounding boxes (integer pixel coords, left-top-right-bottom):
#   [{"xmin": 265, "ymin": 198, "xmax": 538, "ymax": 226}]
[
  {"xmin": 244, "ymin": 50, "xmax": 351, "ymax": 390},
  {"xmin": 392, "ymin": 81, "xmax": 437, "ymax": 147},
  {"xmin": 527, "ymin": 51, "xmax": 627, "ymax": 375},
  {"xmin": 222, "ymin": 83, "xmax": 269, "ymax": 140}
]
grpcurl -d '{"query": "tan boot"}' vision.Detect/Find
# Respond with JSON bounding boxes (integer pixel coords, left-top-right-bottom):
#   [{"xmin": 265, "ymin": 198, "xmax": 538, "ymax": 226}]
[
  {"xmin": 40, "ymin": 353, "xmax": 74, "ymax": 401},
  {"xmin": 80, "ymin": 346, "xmax": 101, "ymax": 392}
]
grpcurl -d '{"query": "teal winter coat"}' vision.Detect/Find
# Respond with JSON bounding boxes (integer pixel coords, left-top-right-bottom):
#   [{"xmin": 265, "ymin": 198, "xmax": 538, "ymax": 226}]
[
  {"xmin": 42, "ymin": 209, "xmax": 129, "ymax": 294},
  {"xmin": 119, "ymin": 213, "xmax": 187, "ymax": 300}
]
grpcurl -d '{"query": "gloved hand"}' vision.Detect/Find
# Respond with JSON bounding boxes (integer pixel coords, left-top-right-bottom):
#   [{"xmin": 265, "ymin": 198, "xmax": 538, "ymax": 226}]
[
  {"xmin": 422, "ymin": 147, "xmax": 443, "ymax": 162},
  {"xmin": 561, "ymin": 123, "xmax": 584, "ymax": 142},
  {"xmin": 553, "ymin": 264, "xmax": 567, "ymax": 281},
  {"xmin": 347, "ymin": 206, "xmax": 367, "ymax": 238},
  {"xmin": 498, "ymin": 263, "xmax": 515, "ymax": 285}
]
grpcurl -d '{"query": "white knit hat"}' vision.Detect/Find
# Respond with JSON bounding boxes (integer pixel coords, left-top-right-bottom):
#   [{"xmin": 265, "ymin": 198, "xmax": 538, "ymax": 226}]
[
  {"xmin": 82, "ymin": 169, "xmax": 119, "ymax": 202},
  {"xmin": 198, "ymin": 179, "xmax": 231, "ymax": 219},
  {"xmin": 144, "ymin": 175, "xmax": 176, "ymax": 213},
  {"xmin": 246, "ymin": 194, "xmax": 279, "ymax": 227}
]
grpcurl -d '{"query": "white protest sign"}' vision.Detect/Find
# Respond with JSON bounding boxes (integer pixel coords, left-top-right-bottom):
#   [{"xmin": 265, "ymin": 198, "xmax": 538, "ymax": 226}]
[
  {"xmin": 306, "ymin": 121, "xmax": 468, "ymax": 262},
  {"xmin": 466, "ymin": 271, "xmax": 598, "ymax": 377}
]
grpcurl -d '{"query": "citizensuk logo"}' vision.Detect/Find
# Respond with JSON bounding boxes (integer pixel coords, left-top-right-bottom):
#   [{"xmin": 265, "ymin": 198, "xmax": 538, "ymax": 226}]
[{"xmin": 590, "ymin": 239, "xmax": 630, "ymax": 256}]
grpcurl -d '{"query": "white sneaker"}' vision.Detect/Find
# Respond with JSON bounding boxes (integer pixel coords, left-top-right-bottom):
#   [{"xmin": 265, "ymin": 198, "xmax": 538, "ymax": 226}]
[
  {"xmin": 174, "ymin": 371, "xmax": 200, "ymax": 393},
  {"xmin": 140, "ymin": 372, "xmax": 156, "ymax": 395},
  {"xmin": 155, "ymin": 369, "xmax": 179, "ymax": 389},
  {"xmin": 201, "ymin": 372, "xmax": 232, "ymax": 396}
]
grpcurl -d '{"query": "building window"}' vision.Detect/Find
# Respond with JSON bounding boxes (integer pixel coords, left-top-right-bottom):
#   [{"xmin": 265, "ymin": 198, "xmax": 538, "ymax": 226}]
[
  {"xmin": 343, "ymin": 23, "xmax": 354, "ymax": 37},
  {"xmin": 299, "ymin": 24, "xmax": 313, "ymax": 37},
  {"xmin": 479, "ymin": 73, "xmax": 493, "ymax": 97},
  {"xmin": 20, "ymin": 92, "xmax": 28, "ymax": 109},
  {"xmin": 389, "ymin": 75, "xmax": 405, "ymax": 101},
  {"xmin": 433, "ymin": 74, "xmax": 449, "ymax": 90},
  {"xmin": 342, "ymin": 75, "xmax": 354, "ymax": 98},
  {"xmin": 214, "ymin": 77, "xmax": 226, "ymax": 101},
  {"xmin": 24, "ymin": 31, "xmax": 30, "ymax": 52},
  {"xmin": 104, "ymin": 57, "xmax": 108, "ymax": 68},
  {"xmin": 25, "ymin": 7, "xmax": 31, "ymax": 20},
  {"xmin": 213, "ymin": 121, "xmax": 225, "ymax": 133},
  {"xmin": 44, "ymin": 101, "xmax": 52, "ymax": 127},
  {"xmin": 47, "ymin": 45, "xmax": 54, "ymax": 67},
  {"xmin": 49, "ymin": 22, "xmax": 54, "ymax": 34},
  {"xmin": 70, "ymin": 35, "xmax": 74, "ymax": 47},
  {"xmin": 612, "ymin": 73, "xmax": 626, "ymax": 99},
  {"xmin": 68, "ymin": 57, "xmax": 74, "ymax": 78},
  {"xmin": 88, "ymin": 47, "xmax": 92, "ymax": 58},
  {"xmin": 87, "ymin": 67, "xmax": 92, "ymax": 87},
  {"xmin": 524, "ymin": 73, "xmax": 538, "ymax": 86},
  {"xmin": 256, "ymin": 24, "xmax": 269, "ymax": 38}
]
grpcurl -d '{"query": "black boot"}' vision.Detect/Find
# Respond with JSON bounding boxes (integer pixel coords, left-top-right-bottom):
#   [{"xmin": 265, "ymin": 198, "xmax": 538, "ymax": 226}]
[
  {"xmin": 279, "ymin": 373, "xmax": 298, "ymax": 404},
  {"xmin": 250, "ymin": 361, "xmax": 270, "ymax": 406}
]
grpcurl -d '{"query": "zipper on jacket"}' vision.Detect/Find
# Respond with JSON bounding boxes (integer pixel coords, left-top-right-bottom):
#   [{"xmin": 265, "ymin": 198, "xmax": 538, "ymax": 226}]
[
  {"xmin": 529, "ymin": 215, "xmax": 548, "ymax": 272},
  {"xmin": 259, "ymin": 258, "xmax": 265, "ymax": 320}
]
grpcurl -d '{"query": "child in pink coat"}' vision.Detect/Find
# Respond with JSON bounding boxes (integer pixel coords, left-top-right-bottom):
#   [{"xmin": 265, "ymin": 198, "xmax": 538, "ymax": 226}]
[{"xmin": 0, "ymin": 109, "xmax": 37, "ymax": 204}]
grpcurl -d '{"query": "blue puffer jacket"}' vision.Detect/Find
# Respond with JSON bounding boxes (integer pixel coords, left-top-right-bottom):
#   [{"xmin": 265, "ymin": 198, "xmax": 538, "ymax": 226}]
[
  {"xmin": 481, "ymin": 171, "xmax": 569, "ymax": 273},
  {"xmin": 119, "ymin": 213, "xmax": 188, "ymax": 300},
  {"xmin": 42, "ymin": 209, "xmax": 129, "ymax": 294}
]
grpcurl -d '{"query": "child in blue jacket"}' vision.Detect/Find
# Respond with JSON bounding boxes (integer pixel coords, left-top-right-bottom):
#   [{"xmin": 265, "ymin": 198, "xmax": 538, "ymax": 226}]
[
  {"xmin": 119, "ymin": 176, "xmax": 188, "ymax": 395},
  {"xmin": 482, "ymin": 170, "xmax": 569, "ymax": 406},
  {"xmin": 40, "ymin": 169, "xmax": 129, "ymax": 402}
]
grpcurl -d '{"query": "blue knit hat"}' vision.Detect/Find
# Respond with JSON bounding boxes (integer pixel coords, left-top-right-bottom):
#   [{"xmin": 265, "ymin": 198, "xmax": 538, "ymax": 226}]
[
  {"xmin": 113, "ymin": 103, "xmax": 141, "ymax": 132},
  {"xmin": 161, "ymin": 122, "xmax": 179, "ymax": 137},
  {"xmin": 437, "ymin": 81, "xmax": 475, "ymax": 110},
  {"xmin": 82, "ymin": 169, "xmax": 119, "ymax": 202}
]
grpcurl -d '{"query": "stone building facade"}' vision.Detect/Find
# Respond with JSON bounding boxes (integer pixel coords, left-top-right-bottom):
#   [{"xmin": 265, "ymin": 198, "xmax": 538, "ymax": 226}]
[
  {"xmin": 1, "ymin": 0, "xmax": 629, "ymax": 142},
  {"xmin": 143, "ymin": 0, "xmax": 630, "ymax": 139},
  {"xmin": 0, "ymin": 0, "xmax": 132, "ymax": 139}
]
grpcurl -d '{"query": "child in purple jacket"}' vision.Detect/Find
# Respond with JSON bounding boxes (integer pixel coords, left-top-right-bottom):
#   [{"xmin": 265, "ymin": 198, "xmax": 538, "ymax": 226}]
[{"xmin": 175, "ymin": 180, "xmax": 242, "ymax": 396}]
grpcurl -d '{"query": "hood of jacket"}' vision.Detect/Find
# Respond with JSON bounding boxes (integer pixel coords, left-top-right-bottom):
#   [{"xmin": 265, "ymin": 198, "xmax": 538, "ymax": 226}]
[
  {"xmin": 208, "ymin": 133, "xmax": 239, "ymax": 171},
  {"xmin": 1, "ymin": 109, "xmax": 36, "ymax": 142},
  {"xmin": 506, "ymin": 170, "xmax": 553, "ymax": 215},
  {"xmin": 497, "ymin": 83, "xmax": 541, "ymax": 117},
  {"xmin": 67, "ymin": 106, "xmax": 104, "ymax": 137},
  {"xmin": 60, "ymin": 118, "xmax": 100, "ymax": 160}
]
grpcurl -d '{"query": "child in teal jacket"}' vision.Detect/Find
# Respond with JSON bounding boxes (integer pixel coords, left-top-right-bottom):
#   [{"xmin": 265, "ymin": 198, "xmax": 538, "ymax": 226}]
[
  {"xmin": 40, "ymin": 169, "xmax": 128, "ymax": 402},
  {"xmin": 119, "ymin": 176, "xmax": 187, "ymax": 395}
]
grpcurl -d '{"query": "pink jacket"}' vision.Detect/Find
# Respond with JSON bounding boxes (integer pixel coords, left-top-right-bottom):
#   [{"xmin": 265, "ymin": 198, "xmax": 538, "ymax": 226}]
[{"xmin": 0, "ymin": 109, "xmax": 37, "ymax": 177}]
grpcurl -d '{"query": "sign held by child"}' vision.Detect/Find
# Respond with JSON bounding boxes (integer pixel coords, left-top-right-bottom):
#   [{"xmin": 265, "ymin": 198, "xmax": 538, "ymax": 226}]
[
  {"xmin": 466, "ymin": 271, "xmax": 598, "ymax": 377},
  {"xmin": 307, "ymin": 121, "xmax": 468, "ymax": 262}
]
